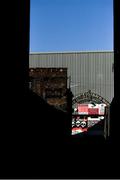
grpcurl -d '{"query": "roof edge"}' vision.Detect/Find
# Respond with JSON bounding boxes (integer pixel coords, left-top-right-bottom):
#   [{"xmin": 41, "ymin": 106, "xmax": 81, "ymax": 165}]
[{"xmin": 30, "ymin": 50, "xmax": 114, "ymax": 55}]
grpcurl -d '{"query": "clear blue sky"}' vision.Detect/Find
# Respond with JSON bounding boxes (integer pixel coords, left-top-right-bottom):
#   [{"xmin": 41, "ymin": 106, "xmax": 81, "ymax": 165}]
[{"xmin": 30, "ymin": 0, "xmax": 113, "ymax": 52}]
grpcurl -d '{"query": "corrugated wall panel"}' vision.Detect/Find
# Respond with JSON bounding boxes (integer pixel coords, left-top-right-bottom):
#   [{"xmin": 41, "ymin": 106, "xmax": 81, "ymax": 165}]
[{"xmin": 29, "ymin": 51, "xmax": 114, "ymax": 103}]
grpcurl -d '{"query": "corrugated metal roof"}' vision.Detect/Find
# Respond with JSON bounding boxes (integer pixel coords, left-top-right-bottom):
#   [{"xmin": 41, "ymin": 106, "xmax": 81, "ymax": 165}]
[{"xmin": 29, "ymin": 51, "xmax": 114, "ymax": 103}]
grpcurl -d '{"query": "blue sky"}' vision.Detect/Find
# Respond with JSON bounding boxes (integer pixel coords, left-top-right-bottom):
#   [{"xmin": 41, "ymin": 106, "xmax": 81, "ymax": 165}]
[{"xmin": 30, "ymin": 0, "xmax": 113, "ymax": 52}]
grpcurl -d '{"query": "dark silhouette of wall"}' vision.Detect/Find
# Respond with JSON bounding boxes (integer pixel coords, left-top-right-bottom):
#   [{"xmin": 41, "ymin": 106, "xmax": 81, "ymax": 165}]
[
  {"xmin": 1, "ymin": 0, "xmax": 120, "ymax": 178},
  {"xmin": 0, "ymin": 0, "xmax": 71, "ymax": 177}
]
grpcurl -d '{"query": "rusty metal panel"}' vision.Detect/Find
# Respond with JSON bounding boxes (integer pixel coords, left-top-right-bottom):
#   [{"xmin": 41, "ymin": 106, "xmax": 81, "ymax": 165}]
[{"xmin": 29, "ymin": 67, "xmax": 68, "ymax": 110}]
